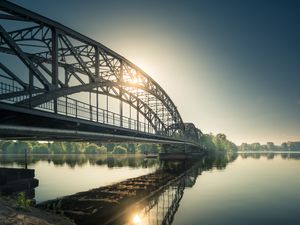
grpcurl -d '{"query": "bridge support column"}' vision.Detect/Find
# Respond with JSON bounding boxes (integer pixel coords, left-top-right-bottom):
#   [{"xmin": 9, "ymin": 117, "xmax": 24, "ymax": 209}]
[{"xmin": 161, "ymin": 144, "xmax": 187, "ymax": 153}]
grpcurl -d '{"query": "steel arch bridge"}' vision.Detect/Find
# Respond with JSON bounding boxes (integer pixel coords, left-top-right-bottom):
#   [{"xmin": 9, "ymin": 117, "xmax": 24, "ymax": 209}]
[{"xmin": 0, "ymin": 1, "xmax": 200, "ymax": 146}]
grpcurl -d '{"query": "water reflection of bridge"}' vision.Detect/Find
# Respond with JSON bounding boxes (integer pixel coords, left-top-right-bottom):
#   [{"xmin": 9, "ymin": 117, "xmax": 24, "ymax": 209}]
[
  {"xmin": 136, "ymin": 164, "xmax": 200, "ymax": 225},
  {"xmin": 0, "ymin": 152, "xmax": 238, "ymax": 225},
  {"xmin": 39, "ymin": 159, "xmax": 203, "ymax": 225}
]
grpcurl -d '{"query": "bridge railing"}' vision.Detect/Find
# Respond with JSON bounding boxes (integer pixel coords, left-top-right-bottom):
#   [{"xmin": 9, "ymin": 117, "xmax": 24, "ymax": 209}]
[{"xmin": 0, "ymin": 78, "xmax": 155, "ymax": 135}]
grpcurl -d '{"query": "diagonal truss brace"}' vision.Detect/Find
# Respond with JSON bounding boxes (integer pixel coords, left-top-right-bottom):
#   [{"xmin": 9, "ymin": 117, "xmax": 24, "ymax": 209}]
[{"xmin": 0, "ymin": 25, "xmax": 51, "ymax": 89}]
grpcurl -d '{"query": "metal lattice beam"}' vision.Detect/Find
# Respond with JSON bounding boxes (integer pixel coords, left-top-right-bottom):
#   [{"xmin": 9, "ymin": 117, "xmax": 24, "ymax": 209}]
[{"xmin": 0, "ymin": 0, "xmax": 201, "ymax": 142}]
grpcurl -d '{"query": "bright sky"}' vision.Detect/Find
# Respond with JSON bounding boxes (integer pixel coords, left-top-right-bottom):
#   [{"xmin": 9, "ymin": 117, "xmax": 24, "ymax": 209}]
[{"xmin": 12, "ymin": 0, "xmax": 300, "ymax": 145}]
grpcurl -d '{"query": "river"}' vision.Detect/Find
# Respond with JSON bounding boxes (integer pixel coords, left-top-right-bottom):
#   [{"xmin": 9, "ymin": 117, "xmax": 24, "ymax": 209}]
[{"xmin": 0, "ymin": 152, "xmax": 300, "ymax": 225}]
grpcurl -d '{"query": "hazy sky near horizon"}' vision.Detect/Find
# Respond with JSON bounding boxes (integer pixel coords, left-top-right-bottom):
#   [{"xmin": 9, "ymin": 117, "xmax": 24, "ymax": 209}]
[{"xmin": 11, "ymin": 0, "xmax": 300, "ymax": 144}]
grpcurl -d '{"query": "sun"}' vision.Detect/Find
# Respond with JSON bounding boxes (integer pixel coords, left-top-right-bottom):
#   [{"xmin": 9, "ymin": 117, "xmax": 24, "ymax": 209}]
[
  {"xmin": 131, "ymin": 77, "xmax": 140, "ymax": 84},
  {"xmin": 132, "ymin": 214, "xmax": 142, "ymax": 225}
]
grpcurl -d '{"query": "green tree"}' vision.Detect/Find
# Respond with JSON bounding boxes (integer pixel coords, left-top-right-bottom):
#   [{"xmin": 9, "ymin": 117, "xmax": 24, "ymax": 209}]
[
  {"xmin": 0, "ymin": 140, "xmax": 14, "ymax": 153},
  {"xmin": 85, "ymin": 144, "xmax": 107, "ymax": 154},
  {"xmin": 97, "ymin": 145, "xmax": 107, "ymax": 154},
  {"xmin": 32, "ymin": 144, "xmax": 50, "ymax": 154},
  {"xmin": 112, "ymin": 145, "xmax": 127, "ymax": 154},
  {"xmin": 15, "ymin": 141, "xmax": 33, "ymax": 154},
  {"xmin": 267, "ymin": 142, "xmax": 275, "ymax": 150},
  {"xmin": 105, "ymin": 143, "xmax": 115, "ymax": 153},
  {"xmin": 50, "ymin": 142, "xmax": 66, "ymax": 154},
  {"xmin": 127, "ymin": 143, "xmax": 136, "ymax": 154},
  {"xmin": 281, "ymin": 142, "xmax": 288, "ymax": 151}
]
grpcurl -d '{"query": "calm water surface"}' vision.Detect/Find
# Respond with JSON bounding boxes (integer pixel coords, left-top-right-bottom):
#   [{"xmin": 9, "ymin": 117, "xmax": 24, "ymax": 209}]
[
  {"xmin": 1, "ymin": 152, "xmax": 300, "ymax": 225},
  {"xmin": 173, "ymin": 153, "xmax": 300, "ymax": 225},
  {"xmin": 0, "ymin": 154, "xmax": 158, "ymax": 202}
]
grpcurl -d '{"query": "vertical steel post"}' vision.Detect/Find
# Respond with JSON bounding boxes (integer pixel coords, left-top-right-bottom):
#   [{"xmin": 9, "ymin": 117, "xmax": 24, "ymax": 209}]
[
  {"xmin": 106, "ymin": 94, "xmax": 108, "ymax": 123},
  {"xmin": 155, "ymin": 98, "xmax": 158, "ymax": 133},
  {"xmin": 89, "ymin": 90, "xmax": 92, "ymax": 120},
  {"xmin": 147, "ymin": 94, "xmax": 150, "ymax": 133},
  {"xmin": 75, "ymin": 100, "xmax": 77, "ymax": 118},
  {"xmin": 29, "ymin": 69, "xmax": 33, "ymax": 109},
  {"xmin": 24, "ymin": 148, "xmax": 27, "ymax": 170},
  {"xmin": 65, "ymin": 96, "xmax": 67, "ymax": 115},
  {"xmin": 96, "ymin": 87, "xmax": 99, "ymax": 122},
  {"xmin": 95, "ymin": 46, "xmax": 99, "ymax": 122},
  {"xmin": 119, "ymin": 60, "xmax": 123, "ymax": 127},
  {"xmin": 162, "ymin": 107, "xmax": 165, "ymax": 134},
  {"xmin": 65, "ymin": 69, "xmax": 68, "ymax": 115},
  {"xmin": 51, "ymin": 28, "xmax": 58, "ymax": 114},
  {"xmin": 136, "ymin": 88, "xmax": 139, "ymax": 131},
  {"xmin": 129, "ymin": 105, "xmax": 131, "ymax": 129},
  {"xmin": 102, "ymin": 108, "xmax": 104, "ymax": 123}
]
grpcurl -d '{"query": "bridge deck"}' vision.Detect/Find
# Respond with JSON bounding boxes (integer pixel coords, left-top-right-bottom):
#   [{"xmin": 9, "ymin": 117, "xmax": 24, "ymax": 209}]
[{"xmin": 0, "ymin": 102, "xmax": 193, "ymax": 145}]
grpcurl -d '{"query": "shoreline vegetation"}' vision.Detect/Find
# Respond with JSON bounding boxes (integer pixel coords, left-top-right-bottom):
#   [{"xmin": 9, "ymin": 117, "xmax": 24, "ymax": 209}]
[
  {"xmin": 239, "ymin": 141, "xmax": 300, "ymax": 151},
  {"xmin": 0, "ymin": 132, "xmax": 239, "ymax": 154}
]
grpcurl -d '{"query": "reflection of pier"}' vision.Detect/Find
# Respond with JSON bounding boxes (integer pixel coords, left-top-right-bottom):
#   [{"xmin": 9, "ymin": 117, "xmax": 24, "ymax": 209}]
[{"xmin": 39, "ymin": 160, "xmax": 202, "ymax": 225}]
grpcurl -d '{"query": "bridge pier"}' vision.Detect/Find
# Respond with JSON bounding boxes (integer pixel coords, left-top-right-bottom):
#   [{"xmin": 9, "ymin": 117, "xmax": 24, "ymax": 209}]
[{"xmin": 160, "ymin": 144, "xmax": 204, "ymax": 160}]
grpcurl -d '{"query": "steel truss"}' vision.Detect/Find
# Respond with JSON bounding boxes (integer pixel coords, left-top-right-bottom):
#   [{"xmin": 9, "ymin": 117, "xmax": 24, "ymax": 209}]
[{"xmin": 0, "ymin": 0, "xmax": 200, "ymax": 142}]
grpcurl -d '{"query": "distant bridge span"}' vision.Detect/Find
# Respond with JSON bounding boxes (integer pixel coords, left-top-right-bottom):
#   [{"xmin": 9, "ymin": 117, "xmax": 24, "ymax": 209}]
[{"xmin": 0, "ymin": 1, "xmax": 201, "ymax": 147}]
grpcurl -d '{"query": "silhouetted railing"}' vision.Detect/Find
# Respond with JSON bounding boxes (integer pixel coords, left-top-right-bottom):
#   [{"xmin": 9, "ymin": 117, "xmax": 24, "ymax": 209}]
[{"xmin": 0, "ymin": 79, "xmax": 155, "ymax": 134}]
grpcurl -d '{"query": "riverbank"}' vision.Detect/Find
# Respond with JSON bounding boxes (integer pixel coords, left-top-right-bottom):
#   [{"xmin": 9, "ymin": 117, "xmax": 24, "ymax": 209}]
[{"xmin": 0, "ymin": 197, "xmax": 76, "ymax": 225}]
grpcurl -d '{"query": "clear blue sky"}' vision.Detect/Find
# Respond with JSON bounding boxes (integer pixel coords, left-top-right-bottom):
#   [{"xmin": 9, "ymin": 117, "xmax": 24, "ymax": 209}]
[{"xmin": 11, "ymin": 0, "xmax": 300, "ymax": 144}]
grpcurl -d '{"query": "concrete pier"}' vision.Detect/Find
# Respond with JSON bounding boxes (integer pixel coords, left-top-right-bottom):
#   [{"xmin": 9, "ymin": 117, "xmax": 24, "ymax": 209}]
[{"xmin": 0, "ymin": 168, "xmax": 38, "ymax": 197}]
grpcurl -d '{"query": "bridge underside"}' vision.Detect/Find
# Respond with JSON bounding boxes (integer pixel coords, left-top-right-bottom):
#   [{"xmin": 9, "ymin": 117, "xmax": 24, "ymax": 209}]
[{"xmin": 0, "ymin": 102, "xmax": 190, "ymax": 145}]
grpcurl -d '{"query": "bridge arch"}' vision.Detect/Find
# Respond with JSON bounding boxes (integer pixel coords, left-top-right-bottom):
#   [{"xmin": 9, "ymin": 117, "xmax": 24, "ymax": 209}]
[{"xmin": 0, "ymin": 0, "xmax": 187, "ymax": 139}]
